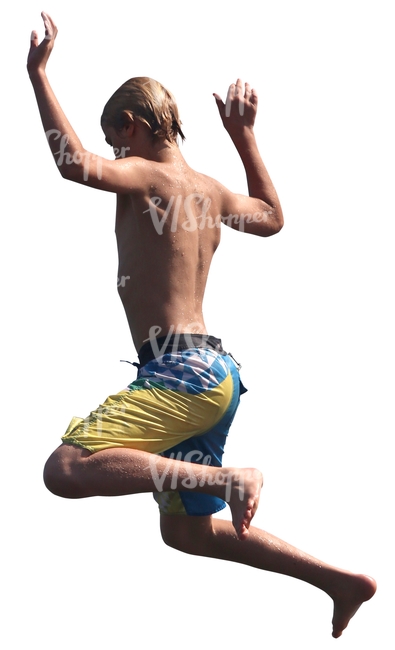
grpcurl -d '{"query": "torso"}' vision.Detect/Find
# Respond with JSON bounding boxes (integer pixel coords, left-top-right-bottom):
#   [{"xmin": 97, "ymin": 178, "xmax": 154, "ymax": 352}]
[{"xmin": 115, "ymin": 157, "xmax": 223, "ymax": 352}]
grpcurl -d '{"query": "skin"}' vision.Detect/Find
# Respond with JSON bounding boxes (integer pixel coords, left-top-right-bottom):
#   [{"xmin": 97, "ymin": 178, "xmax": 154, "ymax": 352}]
[
  {"xmin": 28, "ymin": 21, "xmax": 283, "ymax": 351},
  {"xmin": 28, "ymin": 13, "xmax": 376, "ymax": 638}
]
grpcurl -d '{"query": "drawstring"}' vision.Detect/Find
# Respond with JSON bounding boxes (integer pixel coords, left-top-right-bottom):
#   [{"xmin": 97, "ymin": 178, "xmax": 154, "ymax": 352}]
[
  {"xmin": 228, "ymin": 352, "xmax": 242, "ymax": 370},
  {"xmin": 120, "ymin": 359, "xmax": 141, "ymax": 369}
]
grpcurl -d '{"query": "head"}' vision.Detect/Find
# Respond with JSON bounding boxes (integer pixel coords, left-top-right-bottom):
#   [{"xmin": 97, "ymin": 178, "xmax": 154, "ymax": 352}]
[{"xmin": 101, "ymin": 77, "xmax": 185, "ymax": 146}]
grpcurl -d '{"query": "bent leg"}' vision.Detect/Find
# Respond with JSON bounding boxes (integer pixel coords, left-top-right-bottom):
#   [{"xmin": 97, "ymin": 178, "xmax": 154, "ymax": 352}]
[
  {"xmin": 160, "ymin": 513, "xmax": 376, "ymax": 639},
  {"xmin": 43, "ymin": 443, "xmax": 262, "ymax": 539}
]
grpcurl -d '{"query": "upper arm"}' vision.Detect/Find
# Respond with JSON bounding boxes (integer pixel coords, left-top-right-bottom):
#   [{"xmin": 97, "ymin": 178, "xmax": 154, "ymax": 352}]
[
  {"xmin": 220, "ymin": 190, "xmax": 284, "ymax": 237},
  {"xmin": 58, "ymin": 149, "xmax": 147, "ymax": 194}
]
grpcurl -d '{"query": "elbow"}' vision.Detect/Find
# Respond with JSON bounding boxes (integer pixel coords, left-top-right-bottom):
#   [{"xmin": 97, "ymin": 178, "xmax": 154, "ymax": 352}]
[
  {"xmin": 264, "ymin": 207, "xmax": 284, "ymax": 237},
  {"xmin": 56, "ymin": 155, "xmax": 77, "ymax": 181},
  {"xmin": 56, "ymin": 149, "xmax": 90, "ymax": 183},
  {"xmin": 58, "ymin": 163, "xmax": 73, "ymax": 180},
  {"xmin": 274, "ymin": 213, "xmax": 284, "ymax": 234},
  {"xmin": 58, "ymin": 162, "xmax": 87, "ymax": 184}
]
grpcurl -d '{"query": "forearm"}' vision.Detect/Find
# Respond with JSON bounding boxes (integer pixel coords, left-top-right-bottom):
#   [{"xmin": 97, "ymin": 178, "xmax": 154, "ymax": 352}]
[
  {"xmin": 29, "ymin": 69, "xmax": 87, "ymax": 179},
  {"xmin": 214, "ymin": 80, "xmax": 283, "ymax": 233},
  {"xmin": 232, "ymin": 127, "xmax": 281, "ymax": 210},
  {"xmin": 230, "ymin": 127, "xmax": 284, "ymax": 232}
]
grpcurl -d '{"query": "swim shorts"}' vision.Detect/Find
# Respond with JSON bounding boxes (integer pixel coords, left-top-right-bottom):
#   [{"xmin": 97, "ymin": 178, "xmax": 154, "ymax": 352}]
[{"xmin": 61, "ymin": 335, "xmax": 245, "ymax": 516}]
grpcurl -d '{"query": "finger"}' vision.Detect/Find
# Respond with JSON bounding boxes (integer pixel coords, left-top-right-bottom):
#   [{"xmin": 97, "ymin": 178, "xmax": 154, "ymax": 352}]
[
  {"xmin": 30, "ymin": 30, "xmax": 39, "ymax": 47},
  {"xmin": 226, "ymin": 83, "xmax": 235, "ymax": 103},
  {"xmin": 213, "ymin": 93, "xmax": 225, "ymax": 120},
  {"xmin": 224, "ymin": 83, "xmax": 236, "ymax": 117},
  {"xmin": 43, "ymin": 12, "xmax": 58, "ymax": 34},
  {"xmin": 244, "ymin": 82, "xmax": 251, "ymax": 100},
  {"xmin": 250, "ymin": 88, "xmax": 258, "ymax": 106},
  {"xmin": 234, "ymin": 79, "xmax": 243, "ymax": 96},
  {"xmin": 42, "ymin": 11, "xmax": 57, "ymax": 40}
]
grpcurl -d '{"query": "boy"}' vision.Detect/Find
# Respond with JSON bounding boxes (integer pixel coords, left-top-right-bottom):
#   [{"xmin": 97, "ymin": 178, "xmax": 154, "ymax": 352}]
[{"xmin": 28, "ymin": 13, "xmax": 376, "ymax": 638}]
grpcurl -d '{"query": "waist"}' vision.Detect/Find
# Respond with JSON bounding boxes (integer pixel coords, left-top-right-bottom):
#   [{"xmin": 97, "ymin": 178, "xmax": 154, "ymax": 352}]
[{"xmin": 138, "ymin": 334, "xmax": 226, "ymax": 367}]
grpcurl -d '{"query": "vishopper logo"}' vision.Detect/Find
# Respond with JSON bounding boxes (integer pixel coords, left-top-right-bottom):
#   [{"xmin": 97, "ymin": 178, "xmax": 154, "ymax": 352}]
[
  {"xmin": 117, "ymin": 275, "xmax": 130, "ymax": 288},
  {"xmin": 143, "ymin": 193, "xmax": 272, "ymax": 234},
  {"xmin": 80, "ymin": 403, "xmax": 128, "ymax": 438},
  {"xmin": 142, "ymin": 324, "xmax": 208, "ymax": 359},
  {"xmin": 147, "ymin": 450, "xmax": 238, "ymax": 503},
  {"xmin": 45, "ymin": 129, "xmax": 130, "ymax": 180},
  {"xmin": 224, "ymin": 85, "xmax": 245, "ymax": 117}
]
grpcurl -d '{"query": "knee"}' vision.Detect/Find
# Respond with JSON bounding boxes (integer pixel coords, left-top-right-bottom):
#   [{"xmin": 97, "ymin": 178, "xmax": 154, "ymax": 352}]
[
  {"xmin": 43, "ymin": 453, "xmax": 73, "ymax": 498},
  {"xmin": 43, "ymin": 445, "xmax": 86, "ymax": 498},
  {"xmin": 160, "ymin": 515, "xmax": 210, "ymax": 556},
  {"xmin": 160, "ymin": 521, "xmax": 188, "ymax": 552}
]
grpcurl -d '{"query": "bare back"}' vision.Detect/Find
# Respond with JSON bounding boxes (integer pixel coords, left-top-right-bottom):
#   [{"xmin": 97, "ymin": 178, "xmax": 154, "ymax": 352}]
[
  {"xmin": 116, "ymin": 158, "xmax": 223, "ymax": 351},
  {"xmin": 27, "ymin": 39, "xmax": 283, "ymax": 354}
]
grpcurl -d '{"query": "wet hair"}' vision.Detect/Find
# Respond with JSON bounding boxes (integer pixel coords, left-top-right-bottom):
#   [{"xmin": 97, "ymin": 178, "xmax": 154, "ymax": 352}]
[{"xmin": 101, "ymin": 76, "xmax": 185, "ymax": 144}]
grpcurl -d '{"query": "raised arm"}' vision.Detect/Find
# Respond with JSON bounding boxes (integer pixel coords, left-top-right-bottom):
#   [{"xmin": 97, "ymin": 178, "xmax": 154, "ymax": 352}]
[
  {"xmin": 27, "ymin": 13, "xmax": 142, "ymax": 193},
  {"xmin": 214, "ymin": 80, "xmax": 284, "ymax": 236}
]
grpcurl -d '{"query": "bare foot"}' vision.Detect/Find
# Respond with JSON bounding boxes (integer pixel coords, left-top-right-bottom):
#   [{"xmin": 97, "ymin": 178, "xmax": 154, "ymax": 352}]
[
  {"xmin": 227, "ymin": 468, "xmax": 263, "ymax": 540},
  {"xmin": 331, "ymin": 574, "xmax": 377, "ymax": 638}
]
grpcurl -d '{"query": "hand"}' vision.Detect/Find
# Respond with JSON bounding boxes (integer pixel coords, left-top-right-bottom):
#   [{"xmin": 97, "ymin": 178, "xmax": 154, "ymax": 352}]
[
  {"xmin": 214, "ymin": 79, "xmax": 258, "ymax": 138},
  {"xmin": 27, "ymin": 12, "xmax": 57, "ymax": 75}
]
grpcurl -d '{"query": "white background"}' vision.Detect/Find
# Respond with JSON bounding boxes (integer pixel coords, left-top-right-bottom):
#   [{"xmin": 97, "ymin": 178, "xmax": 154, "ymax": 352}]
[{"xmin": 2, "ymin": 1, "xmax": 393, "ymax": 648}]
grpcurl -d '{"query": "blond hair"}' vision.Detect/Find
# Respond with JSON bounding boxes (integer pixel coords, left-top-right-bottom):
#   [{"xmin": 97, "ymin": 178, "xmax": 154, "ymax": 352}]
[{"xmin": 101, "ymin": 77, "xmax": 185, "ymax": 144}]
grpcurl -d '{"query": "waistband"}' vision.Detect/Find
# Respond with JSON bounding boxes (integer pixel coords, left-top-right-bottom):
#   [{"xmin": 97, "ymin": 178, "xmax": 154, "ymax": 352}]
[{"xmin": 137, "ymin": 334, "xmax": 226, "ymax": 368}]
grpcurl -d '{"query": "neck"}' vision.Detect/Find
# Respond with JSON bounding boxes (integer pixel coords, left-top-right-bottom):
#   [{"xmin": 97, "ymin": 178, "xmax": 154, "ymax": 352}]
[
  {"xmin": 126, "ymin": 123, "xmax": 183, "ymax": 162},
  {"xmin": 141, "ymin": 137, "xmax": 183, "ymax": 163}
]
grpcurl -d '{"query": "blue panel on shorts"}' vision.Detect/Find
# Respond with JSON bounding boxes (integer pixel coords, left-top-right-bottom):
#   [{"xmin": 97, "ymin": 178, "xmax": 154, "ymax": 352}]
[{"xmin": 160, "ymin": 358, "xmax": 242, "ymax": 516}]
